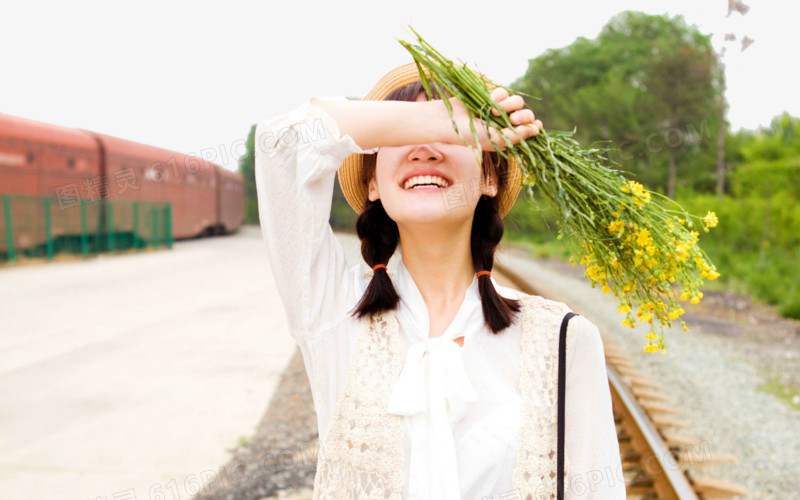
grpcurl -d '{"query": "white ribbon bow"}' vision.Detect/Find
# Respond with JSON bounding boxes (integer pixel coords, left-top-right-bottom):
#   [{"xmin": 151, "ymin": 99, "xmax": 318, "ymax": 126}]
[{"xmin": 387, "ymin": 336, "xmax": 478, "ymax": 500}]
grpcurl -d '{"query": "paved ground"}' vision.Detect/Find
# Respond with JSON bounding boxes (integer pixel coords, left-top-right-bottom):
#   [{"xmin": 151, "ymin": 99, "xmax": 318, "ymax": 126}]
[{"xmin": 0, "ymin": 224, "xmax": 298, "ymax": 500}]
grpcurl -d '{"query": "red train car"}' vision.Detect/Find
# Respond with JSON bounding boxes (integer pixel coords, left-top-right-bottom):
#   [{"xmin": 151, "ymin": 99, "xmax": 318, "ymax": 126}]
[
  {"xmin": 0, "ymin": 112, "xmax": 244, "ymax": 256},
  {"xmin": 80, "ymin": 130, "xmax": 219, "ymax": 239},
  {"xmin": 0, "ymin": 112, "xmax": 100, "ymax": 197},
  {"xmin": 0, "ymin": 113, "xmax": 103, "ymax": 252}
]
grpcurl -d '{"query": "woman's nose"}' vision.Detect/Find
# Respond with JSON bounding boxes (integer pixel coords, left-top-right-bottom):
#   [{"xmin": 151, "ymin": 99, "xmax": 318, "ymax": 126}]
[{"xmin": 408, "ymin": 144, "xmax": 443, "ymax": 163}]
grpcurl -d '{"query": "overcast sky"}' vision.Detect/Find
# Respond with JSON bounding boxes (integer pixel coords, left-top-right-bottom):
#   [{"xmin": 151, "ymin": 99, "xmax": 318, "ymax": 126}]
[{"xmin": 1, "ymin": 1, "xmax": 795, "ymax": 171}]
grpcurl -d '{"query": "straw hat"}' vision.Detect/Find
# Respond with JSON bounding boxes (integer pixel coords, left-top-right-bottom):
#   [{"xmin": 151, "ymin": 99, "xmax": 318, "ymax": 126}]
[{"xmin": 337, "ymin": 62, "xmax": 522, "ymax": 218}]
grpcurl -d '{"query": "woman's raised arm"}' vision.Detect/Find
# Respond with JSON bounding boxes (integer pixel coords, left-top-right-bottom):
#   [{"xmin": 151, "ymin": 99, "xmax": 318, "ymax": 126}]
[
  {"xmin": 309, "ymin": 97, "xmax": 456, "ymax": 150},
  {"xmin": 310, "ymin": 92, "xmax": 540, "ymax": 152}
]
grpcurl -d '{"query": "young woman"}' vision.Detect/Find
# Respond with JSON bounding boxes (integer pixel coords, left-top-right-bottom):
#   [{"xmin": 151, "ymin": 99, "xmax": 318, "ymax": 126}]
[{"xmin": 254, "ymin": 62, "xmax": 625, "ymax": 499}]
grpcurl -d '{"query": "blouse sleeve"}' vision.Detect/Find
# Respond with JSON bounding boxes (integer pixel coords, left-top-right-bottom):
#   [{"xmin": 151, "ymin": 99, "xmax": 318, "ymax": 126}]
[
  {"xmin": 254, "ymin": 97, "xmax": 379, "ymax": 343},
  {"xmin": 564, "ymin": 315, "xmax": 627, "ymax": 499}
]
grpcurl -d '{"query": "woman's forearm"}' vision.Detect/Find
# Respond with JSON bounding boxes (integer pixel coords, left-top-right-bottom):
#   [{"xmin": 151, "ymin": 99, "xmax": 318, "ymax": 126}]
[{"xmin": 309, "ymin": 97, "xmax": 462, "ymax": 150}]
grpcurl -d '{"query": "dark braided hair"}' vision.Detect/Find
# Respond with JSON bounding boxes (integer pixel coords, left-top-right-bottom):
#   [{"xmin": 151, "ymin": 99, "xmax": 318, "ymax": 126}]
[
  {"xmin": 350, "ymin": 196, "xmax": 401, "ymax": 318},
  {"xmin": 348, "ymin": 81, "xmax": 521, "ymax": 333}
]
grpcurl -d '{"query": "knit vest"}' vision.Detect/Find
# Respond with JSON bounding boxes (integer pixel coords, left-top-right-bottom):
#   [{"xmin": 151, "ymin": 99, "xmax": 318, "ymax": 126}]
[{"xmin": 312, "ymin": 292, "xmax": 572, "ymax": 500}]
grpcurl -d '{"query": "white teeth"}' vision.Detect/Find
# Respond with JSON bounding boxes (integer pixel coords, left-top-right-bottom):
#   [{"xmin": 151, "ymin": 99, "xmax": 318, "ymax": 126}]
[{"xmin": 403, "ymin": 175, "xmax": 450, "ymax": 190}]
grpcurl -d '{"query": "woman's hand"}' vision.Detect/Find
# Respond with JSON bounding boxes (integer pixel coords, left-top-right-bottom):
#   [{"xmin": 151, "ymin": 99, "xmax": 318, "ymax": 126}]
[{"xmin": 448, "ymin": 88, "xmax": 543, "ymax": 151}]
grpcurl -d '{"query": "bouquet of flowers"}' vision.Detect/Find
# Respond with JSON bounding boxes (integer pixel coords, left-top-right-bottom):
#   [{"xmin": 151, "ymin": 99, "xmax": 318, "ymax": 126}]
[{"xmin": 398, "ymin": 26, "xmax": 720, "ymax": 354}]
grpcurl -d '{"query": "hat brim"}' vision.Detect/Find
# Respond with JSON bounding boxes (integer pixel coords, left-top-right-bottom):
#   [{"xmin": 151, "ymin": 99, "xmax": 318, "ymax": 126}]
[{"xmin": 337, "ymin": 62, "xmax": 522, "ymax": 218}]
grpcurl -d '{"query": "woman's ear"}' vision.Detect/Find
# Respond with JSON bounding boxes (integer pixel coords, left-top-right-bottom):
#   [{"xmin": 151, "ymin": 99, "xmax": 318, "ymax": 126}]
[
  {"xmin": 482, "ymin": 169, "xmax": 499, "ymax": 197},
  {"xmin": 368, "ymin": 174, "xmax": 380, "ymax": 202}
]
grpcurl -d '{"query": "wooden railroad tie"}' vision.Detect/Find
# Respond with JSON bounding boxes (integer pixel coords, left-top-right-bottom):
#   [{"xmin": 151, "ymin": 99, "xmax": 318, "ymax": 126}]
[{"xmin": 691, "ymin": 476, "xmax": 749, "ymax": 498}]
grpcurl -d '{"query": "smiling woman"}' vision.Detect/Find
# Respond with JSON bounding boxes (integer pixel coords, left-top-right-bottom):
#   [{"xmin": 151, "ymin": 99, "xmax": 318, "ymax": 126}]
[
  {"xmin": 254, "ymin": 62, "xmax": 625, "ymax": 499},
  {"xmin": 339, "ymin": 78, "xmax": 531, "ymax": 333}
]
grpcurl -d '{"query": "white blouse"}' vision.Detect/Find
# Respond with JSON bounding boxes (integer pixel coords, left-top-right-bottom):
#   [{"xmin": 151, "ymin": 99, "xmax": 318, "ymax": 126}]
[{"xmin": 254, "ymin": 97, "xmax": 626, "ymax": 499}]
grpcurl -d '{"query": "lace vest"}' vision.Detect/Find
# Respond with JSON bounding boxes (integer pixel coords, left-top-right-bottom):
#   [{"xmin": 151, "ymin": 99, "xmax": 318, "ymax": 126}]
[{"xmin": 312, "ymin": 292, "xmax": 572, "ymax": 500}]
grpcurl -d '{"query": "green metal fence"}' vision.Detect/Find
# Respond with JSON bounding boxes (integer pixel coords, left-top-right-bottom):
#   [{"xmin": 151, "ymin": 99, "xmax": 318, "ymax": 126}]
[{"xmin": 1, "ymin": 194, "xmax": 172, "ymax": 265}]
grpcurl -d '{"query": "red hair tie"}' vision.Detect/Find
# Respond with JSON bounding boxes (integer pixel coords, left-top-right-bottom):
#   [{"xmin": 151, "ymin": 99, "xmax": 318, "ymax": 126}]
[
  {"xmin": 477, "ymin": 270, "xmax": 491, "ymax": 278},
  {"xmin": 373, "ymin": 264, "xmax": 387, "ymax": 272}
]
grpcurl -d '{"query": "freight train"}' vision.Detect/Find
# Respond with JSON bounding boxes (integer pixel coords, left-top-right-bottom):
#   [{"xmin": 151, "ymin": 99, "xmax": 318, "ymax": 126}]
[{"xmin": 0, "ymin": 112, "xmax": 244, "ymax": 257}]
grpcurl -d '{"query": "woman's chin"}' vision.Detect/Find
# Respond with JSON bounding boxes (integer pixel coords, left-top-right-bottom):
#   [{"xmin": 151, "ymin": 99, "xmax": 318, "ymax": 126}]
[{"xmin": 389, "ymin": 206, "xmax": 470, "ymax": 225}]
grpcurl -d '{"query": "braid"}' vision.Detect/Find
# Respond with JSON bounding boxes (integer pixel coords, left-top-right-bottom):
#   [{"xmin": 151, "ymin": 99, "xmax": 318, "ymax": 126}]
[
  {"xmin": 349, "ymin": 197, "xmax": 400, "ymax": 319},
  {"xmin": 471, "ymin": 192, "xmax": 522, "ymax": 333}
]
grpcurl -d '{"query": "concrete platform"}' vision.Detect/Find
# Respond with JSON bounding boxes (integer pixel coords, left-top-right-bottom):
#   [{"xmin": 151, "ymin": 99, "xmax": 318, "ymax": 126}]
[{"xmin": 0, "ymin": 225, "xmax": 303, "ymax": 500}]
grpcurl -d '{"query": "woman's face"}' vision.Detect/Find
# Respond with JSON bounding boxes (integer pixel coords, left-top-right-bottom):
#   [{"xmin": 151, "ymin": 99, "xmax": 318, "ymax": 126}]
[{"xmin": 367, "ymin": 92, "xmax": 498, "ymax": 226}]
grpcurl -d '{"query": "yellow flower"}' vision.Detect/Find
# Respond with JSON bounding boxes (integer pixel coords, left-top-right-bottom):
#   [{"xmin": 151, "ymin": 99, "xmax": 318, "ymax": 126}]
[
  {"xmin": 667, "ymin": 307, "xmax": 685, "ymax": 320},
  {"xmin": 703, "ymin": 211, "xmax": 719, "ymax": 228},
  {"xmin": 674, "ymin": 242, "xmax": 689, "ymax": 262},
  {"xmin": 620, "ymin": 180, "xmax": 651, "ymax": 208},
  {"xmin": 637, "ymin": 228, "xmax": 652, "ymax": 247},
  {"xmin": 618, "ymin": 304, "xmax": 631, "ymax": 314},
  {"xmin": 607, "ymin": 220, "xmax": 625, "ymax": 234},
  {"xmin": 690, "ymin": 296, "xmax": 700, "ymax": 305},
  {"xmin": 602, "ymin": 285, "xmax": 611, "ymax": 294},
  {"xmin": 586, "ymin": 265, "xmax": 606, "ymax": 281}
]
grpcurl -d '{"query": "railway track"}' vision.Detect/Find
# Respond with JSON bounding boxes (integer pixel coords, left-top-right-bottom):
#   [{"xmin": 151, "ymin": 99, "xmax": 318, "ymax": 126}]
[{"xmin": 493, "ymin": 261, "xmax": 750, "ymax": 500}]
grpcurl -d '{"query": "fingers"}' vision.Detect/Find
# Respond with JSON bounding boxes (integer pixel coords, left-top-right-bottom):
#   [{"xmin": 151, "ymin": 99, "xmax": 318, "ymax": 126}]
[
  {"xmin": 509, "ymin": 109, "xmax": 535, "ymax": 126},
  {"xmin": 486, "ymin": 122, "xmax": 541, "ymax": 150},
  {"xmin": 490, "ymin": 93, "xmax": 525, "ymax": 116},
  {"xmin": 506, "ymin": 123, "xmax": 540, "ymax": 142},
  {"xmin": 482, "ymin": 87, "xmax": 545, "ymax": 150},
  {"xmin": 489, "ymin": 89, "xmax": 542, "ymax": 128},
  {"xmin": 489, "ymin": 87, "xmax": 509, "ymax": 115}
]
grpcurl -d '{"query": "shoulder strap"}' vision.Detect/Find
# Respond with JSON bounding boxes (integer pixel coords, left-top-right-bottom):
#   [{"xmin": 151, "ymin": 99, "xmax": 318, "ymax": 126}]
[{"xmin": 557, "ymin": 311, "xmax": 577, "ymax": 500}]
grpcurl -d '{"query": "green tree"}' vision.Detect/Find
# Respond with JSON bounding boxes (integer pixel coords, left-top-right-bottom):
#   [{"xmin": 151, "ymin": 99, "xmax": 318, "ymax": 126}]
[
  {"xmin": 732, "ymin": 113, "xmax": 800, "ymax": 269},
  {"xmin": 511, "ymin": 11, "xmax": 722, "ymax": 197},
  {"xmin": 238, "ymin": 124, "xmax": 258, "ymax": 225}
]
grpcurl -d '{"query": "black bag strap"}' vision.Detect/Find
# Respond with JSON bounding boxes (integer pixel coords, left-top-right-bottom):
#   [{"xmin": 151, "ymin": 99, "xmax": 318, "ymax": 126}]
[{"xmin": 558, "ymin": 311, "xmax": 578, "ymax": 500}]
